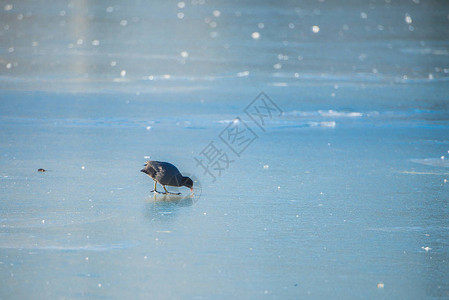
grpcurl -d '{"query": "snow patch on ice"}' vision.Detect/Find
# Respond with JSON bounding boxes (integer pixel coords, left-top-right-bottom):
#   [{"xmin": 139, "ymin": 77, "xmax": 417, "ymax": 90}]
[{"xmin": 411, "ymin": 158, "xmax": 449, "ymax": 168}]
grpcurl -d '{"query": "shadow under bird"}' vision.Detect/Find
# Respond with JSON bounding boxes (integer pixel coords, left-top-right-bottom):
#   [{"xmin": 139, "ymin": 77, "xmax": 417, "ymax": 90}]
[{"xmin": 141, "ymin": 160, "xmax": 193, "ymax": 194}]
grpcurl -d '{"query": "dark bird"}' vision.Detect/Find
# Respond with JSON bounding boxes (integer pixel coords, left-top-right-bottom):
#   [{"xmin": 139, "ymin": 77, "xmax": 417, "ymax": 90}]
[{"xmin": 141, "ymin": 160, "xmax": 193, "ymax": 194}]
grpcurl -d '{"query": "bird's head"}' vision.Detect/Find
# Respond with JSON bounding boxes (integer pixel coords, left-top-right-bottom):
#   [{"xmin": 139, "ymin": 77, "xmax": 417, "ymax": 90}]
[
  {"xmin": 183, "ymin": 177, "xmax": 194, "ymax": 193},
  {"xmin": 140, "ymin": 161, "xmax": 150, "ymax": 173}
]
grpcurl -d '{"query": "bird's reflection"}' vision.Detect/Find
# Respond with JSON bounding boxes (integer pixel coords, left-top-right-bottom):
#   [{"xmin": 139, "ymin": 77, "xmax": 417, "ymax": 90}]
[
  {"xmin": 144, "ymin": 193, "xmax": 198, "ymax": 222},
  {"xmin": 150, "ymin": 193, "xmax": 196, "ymax": 206}
]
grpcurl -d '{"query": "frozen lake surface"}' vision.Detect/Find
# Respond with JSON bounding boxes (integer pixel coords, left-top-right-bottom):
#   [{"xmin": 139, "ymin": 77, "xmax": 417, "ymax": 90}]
[{"xmin": 1, "ymin": 0, "xmax": 449, "ymax": 299}]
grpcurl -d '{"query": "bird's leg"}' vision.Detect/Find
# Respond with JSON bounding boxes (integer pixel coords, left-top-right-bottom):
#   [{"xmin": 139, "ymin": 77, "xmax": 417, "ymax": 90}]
[
  {"xmin": 163, "ymin": 185, "xmax": 181, "ymax": 195},
  {"xmin": 150, "ymin": 180, "xmax": 157, "ymax": 192},
  {"xmin": 151, "ymin": 180, "xmax": 163, "ymax": 194}
]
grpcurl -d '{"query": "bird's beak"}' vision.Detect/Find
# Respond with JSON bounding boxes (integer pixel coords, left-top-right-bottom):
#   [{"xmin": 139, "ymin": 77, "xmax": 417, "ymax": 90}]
[
  {"xmin": 140, "ymin": 169, "xmax": 145, "ymax": 173},
  {"xmin": 190, "ymin": 188, "xmax": 194, "ymax": 193}
]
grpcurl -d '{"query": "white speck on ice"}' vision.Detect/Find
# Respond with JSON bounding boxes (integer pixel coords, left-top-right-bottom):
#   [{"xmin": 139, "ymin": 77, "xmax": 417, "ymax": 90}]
[
  {"xmin": 263, "ymin": 165, "xmax": 269, "ymax": 169},
  {"xmin": 405, "ymin": 14, "xmax": 412, "ymax": 24},
  {"xmin": 92, "ymin": 40, "xmax": 100, "ymax": 46},
  {"xmin": 177, "ymin": 2, "xmax": 185, "ymax": 9},
  {"xmin": 377, "ymin": 282, "xmax": 384, "ymax": 288},
  {"xmin": 277, "ymin": 186, "xmax": 281, "ymax": 189},
  {"xmin": 144, "ymin": 156, "xmax": 150, "ymax": 159},
  {"xmin": 180, "ymin": 51, "xmax": 189, "ymax": 58},
  {"xmin": 277, "ymin": 54, "xmax": 288, "ymax": 60},
  {"xmin": 81, "ymin": 166, "xmax": 85, "ymax": 170},
  {"xmin": 312, "ymin": 25, "xmax": 320, "ymax": 33},
  {"xmin": 120, "ymin": 20, "xmax": 128, "ymax": 26},
  {"xmin": 422, "ymin": 246, "xmax": 432, "ymax": 252},
  {"xmin": 146, "ymin": 126, "xmax": 152, "ymax": 131},
  {"xmin": 441, "ymin": 156, "xmax": 445, "ymax": 160},
  {"xmin": 237, "ymin": 71, "xmax": 249, "ymax": 77},
  {"xmin": 213, "ymin": 10, "xmax": 221, "ymax": 17},
  {"xmin": 98, "ymin": 283, "xmax": 102, "ymax": 288},
  {"xmin": 41, "ymin": 220, "xmax": 45, "ymax": 224},
  {"xmin": 251, "ymin": 32, "xmax": 260, "ymax": 40},
  {"xmin": 177, "ymin": 12, "xmax": 184, "ymax": 19},
  {"xmin": 4, "ymin": 4, "xmax": 13, "ymax": 11},
  {"xmin": 320, "ymin": 121, "xmax": 336, "ymax": 128},
  {"xmin": 85, "ymin": 257, "xmax": 89, "ymax": 261},
  {"xmin": 120, "ymin": 70, "xmax": 126, "ymax": 77}
]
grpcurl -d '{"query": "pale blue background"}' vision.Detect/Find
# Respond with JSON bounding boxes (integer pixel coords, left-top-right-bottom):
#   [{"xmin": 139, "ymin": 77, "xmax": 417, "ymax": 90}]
[{"xmin": 1, "ymin": 0, "xmax": 449, "ymax": 299}]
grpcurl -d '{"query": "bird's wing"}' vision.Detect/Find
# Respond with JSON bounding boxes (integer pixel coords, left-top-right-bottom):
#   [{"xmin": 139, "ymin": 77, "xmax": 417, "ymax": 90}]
[
  {"xmin": 148, "ymin": 161, "xmax": 165, "ymax": 174},
  {"xmin": 148, "ymin": 161, "xmax": 182, "ymax": 185}
]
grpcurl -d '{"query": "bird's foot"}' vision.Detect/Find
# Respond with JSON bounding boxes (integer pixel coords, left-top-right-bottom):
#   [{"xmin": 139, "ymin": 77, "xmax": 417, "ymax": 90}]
[
  {"xmin": 163, "ymin": 191, "xmax": 181, "ymax": 195},
  {"xmin": 151, "ymin": 189, "xmax": 164, "ymax": 194}
]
